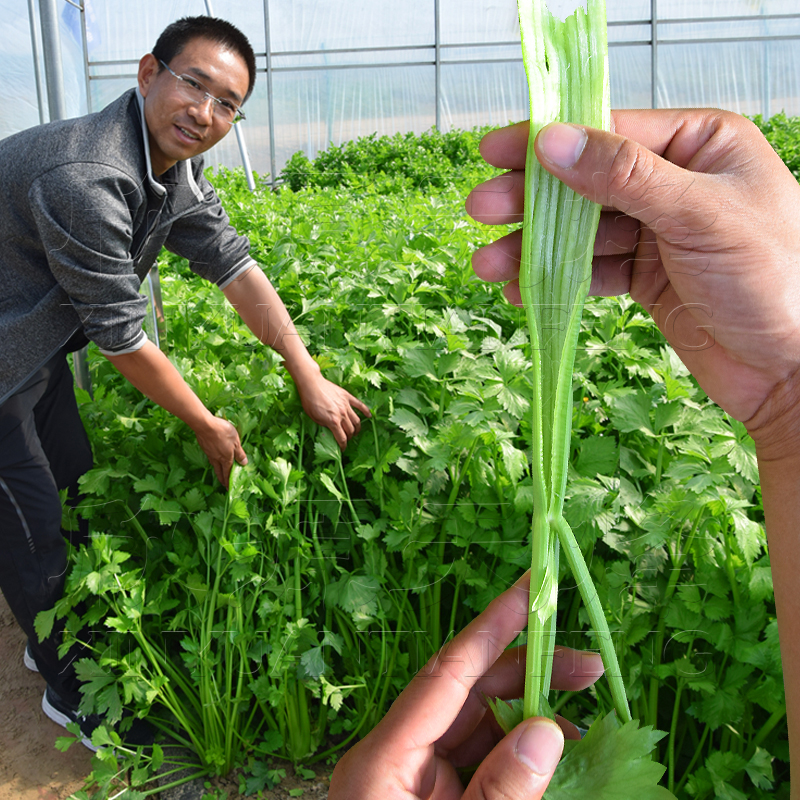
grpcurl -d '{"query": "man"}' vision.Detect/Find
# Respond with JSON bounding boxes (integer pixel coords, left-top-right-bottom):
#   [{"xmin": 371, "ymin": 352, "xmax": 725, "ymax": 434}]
[{"xmin": 0, "ymin": 16, "xmax": 368, "ymax": 747}]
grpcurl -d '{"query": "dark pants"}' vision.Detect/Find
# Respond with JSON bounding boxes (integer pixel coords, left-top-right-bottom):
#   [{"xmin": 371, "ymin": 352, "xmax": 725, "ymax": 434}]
[{"xmin": 0, "ymin": 351, "xmax": 93, "ymax": 706}]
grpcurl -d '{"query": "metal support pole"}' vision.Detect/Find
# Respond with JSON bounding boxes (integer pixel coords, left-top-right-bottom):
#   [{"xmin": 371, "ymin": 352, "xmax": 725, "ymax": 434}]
[
  {"xmin": 434, "ymin": 0, "xmax": 441, "ymax": 131},
  {"xmin": 651, "ymin": 0, "xmax": 658, "ymax": 109},
  {"xmin": 232, "ymin": 123, "xmax": 257, "ymax": 191},
  {"xmin": 264, "ymin": 0, "xmax": 278, "ymax": 186},
  {"xmin": 40, "ymin": 0, "xmax": 67, "ymax": 121},
  {"xmin": 41, "ymin": 0, "xmax": 92, "ymax": 391},
  {"xmin": 79, "ymin": 0, "xmax": 92, "ymax": 113},
  {"xmin": 203, "ymin": 0, "xmax": 256, "ymax": 190},
  {"xmin": 27, "ymin": 0, "xmax": 46, "ymax": 124}
]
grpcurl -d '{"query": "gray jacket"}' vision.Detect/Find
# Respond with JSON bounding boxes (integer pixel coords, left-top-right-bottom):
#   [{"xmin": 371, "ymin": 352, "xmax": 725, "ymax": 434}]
[{"xmin": 0, "ymin": 88, "xmax": 256, "ymax": 405}]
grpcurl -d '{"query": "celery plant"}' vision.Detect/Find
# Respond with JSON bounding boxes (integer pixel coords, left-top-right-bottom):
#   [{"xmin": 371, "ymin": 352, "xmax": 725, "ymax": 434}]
[{"xmin": 488, "ymin": 1, "xmax": 678, "ymax": 795}]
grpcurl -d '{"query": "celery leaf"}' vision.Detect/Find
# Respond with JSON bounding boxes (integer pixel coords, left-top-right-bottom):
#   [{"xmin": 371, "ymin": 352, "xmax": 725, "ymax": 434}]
[{"xmin": 544, "ymin": 712, "xmax": 675, "ymax": 799}]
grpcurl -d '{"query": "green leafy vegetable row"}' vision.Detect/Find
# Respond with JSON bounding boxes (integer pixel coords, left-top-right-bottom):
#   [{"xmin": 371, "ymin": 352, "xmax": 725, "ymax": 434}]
[
  {"xmin": 54, "ymin": 119, "xmax": 793, "ymax": 798},
  {"xmin": 279, "ymin": 126, "xmax": 490, "ymax": 192}
]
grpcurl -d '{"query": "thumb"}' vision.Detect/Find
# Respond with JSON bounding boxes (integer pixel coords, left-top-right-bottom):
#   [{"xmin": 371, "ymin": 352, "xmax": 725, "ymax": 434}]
[
  {"xmin": 534, "ymin": 121, "xmax": 701, "ymax": 234},
  {"xmin": 462, "ymin": 717, "xmax": 564, "ymax": 800}
]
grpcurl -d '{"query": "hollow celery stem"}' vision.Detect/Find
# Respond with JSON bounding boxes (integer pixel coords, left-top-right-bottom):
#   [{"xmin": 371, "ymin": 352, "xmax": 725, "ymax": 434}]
[
  {"xmin": 517, "ymin": 0, "xmax": 609, "ymax": 722},
  {"xmin": 519, "ymin": 103, "xmax": 551, "ymax": 719}
]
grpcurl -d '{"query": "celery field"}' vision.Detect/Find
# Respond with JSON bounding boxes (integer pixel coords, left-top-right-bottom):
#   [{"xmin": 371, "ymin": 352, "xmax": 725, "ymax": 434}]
[{"xmin": 57, "ymin": 119, "xmax": 799, "ymax": 798}]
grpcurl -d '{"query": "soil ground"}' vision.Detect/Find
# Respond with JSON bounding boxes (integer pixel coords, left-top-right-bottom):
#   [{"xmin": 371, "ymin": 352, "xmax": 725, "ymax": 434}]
[
  {"xmin": 0, "ymin": 592, "xmax": 332, "ymax": 800},
  {"xmin": 0, "ymin": 592, "xmax": 92, "ymax": 800}
]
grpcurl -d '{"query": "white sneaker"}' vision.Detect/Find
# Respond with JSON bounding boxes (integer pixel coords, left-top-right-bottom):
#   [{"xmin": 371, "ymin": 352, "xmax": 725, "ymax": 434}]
[
  {"xmin": 24, "ymin": 643, "xmax": 39, "ymax": 672},
  {"xmin": 41, "ymin": 686, "xmax": 99, "ymax": 751}
]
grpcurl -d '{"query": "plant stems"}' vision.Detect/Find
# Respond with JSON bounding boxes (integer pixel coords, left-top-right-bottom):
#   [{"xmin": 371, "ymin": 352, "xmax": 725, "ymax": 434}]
[
  {"xmin": 431, "ymin": 439, "xmax": 480, "ymax": 645},
  {"xmin": 745, "ymin": 706, "xmax": 787, "ymax": 760},
  {"xmin": 648, "ymin": 510, "xmax": 702, "ymax": 729},
  {"xmin": 554, "ymin": 515, "xmax": 631, "ymax": 723},
  {"xmin": 667, "ymin": 681, "xmax": 684, "ymax": 792},
  {"xmin": 675, "ymin": 724, "xmax": 711, "ymax": 794}
]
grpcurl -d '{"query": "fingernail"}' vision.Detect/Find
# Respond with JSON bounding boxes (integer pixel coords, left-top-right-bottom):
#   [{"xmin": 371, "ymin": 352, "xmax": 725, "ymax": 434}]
[
  {"xmin": 580, "ymin": 651, "xmax": 604, "ymax": 676},
  {"xmin": 538, "ymin": 123, "xmax": 587, "ymax": 169},
  {"xmin": 516, "ymin": 719, "xmax": 565, "ymax": 776},
  {"xmin": 513, "ymin": 569, "xmax": 531, "ymax": 589}
]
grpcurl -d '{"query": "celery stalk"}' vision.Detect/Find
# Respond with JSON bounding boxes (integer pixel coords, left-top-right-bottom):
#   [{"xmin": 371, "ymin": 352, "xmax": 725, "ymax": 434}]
[
  {"xmin": 515, "ymin": 0, "xmax": 630, "ymax": 723},
  {"xmin": 487, "ymin": 10, "xmax": 679, "ymax": 790}
]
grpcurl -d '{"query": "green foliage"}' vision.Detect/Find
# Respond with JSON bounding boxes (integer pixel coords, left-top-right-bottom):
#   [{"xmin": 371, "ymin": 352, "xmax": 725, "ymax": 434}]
[
  {"xmin": 545, "ymin": 713, "xmax": 672, "ymax": 800},
  {"xmin": 278, "ymin": 127, "xmax": 493, "ymax": 192},
  {"xmin": 751, "ymin": 111, "xmax": 800, "ymax": 182},
  {"xmin": 51, "ymin": 122, "xmax": 798, "ymax": 797}
]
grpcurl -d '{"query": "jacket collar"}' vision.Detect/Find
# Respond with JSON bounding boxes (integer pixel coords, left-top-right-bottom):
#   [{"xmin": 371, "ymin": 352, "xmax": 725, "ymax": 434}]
[
  {"xmin": 135, "ymin": 87, "xmax": 167, "ymax": 197},
  {"xmin": 135, "ymin": 87, "xmax": 204, "ymax": 203}
]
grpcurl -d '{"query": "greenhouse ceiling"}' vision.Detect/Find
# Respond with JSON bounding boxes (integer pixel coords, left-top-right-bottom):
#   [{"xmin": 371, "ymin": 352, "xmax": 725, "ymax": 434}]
[{"xmin": 1, "ymin": 0, "xmax": 798, "ymax": 178}]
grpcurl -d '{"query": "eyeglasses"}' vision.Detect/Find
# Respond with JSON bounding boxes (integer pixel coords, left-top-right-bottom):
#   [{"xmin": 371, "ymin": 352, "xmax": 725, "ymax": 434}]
[{"xmin": 159, "ymin": 59, "xmax": 246, "ymax": 125}]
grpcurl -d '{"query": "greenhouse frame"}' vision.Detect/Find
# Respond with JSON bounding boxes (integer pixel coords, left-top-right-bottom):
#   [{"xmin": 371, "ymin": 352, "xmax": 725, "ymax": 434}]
[{"xmin": 4, "ymin": 0, "xmax": 800, "ymax": 181}]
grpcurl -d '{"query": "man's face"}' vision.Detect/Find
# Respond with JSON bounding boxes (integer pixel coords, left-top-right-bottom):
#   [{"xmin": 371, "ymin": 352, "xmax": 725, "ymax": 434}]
[{"xmin": 137, "ymin": 37, "xmax": 249, "ymax": 176}]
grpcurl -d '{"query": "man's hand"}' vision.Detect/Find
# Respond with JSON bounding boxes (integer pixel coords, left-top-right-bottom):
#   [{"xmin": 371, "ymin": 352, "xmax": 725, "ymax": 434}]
[
  {"xmin": 466, "ymin": 110, "xmax": 800, "ymax": 460},
  {"xmin": 106, "ymin": 340, "xmax": 247, "ymax": 488},
  {"xmin": 223, "ymin": 266, "xmax": 370, "ymax": 448},
  {"xmin": 292, "ymin": 368, "xmax": 371, "ymax": 450},
  {"xmin": 329, "ymin": 573, "xmax": 604, "ymax": 799},
  {"xmin": 193, "ymin": 414, "xmax": 248, "ymax": 488}
]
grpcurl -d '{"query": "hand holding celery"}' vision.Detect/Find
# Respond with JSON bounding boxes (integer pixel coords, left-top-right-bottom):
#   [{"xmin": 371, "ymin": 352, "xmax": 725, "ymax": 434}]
[
  {"xmin": 471, "ymin": 104, "xmax": 800, "ymax": 791},
  {"xmin": 488, "ymin": 0, "xmax": 676, "ymax": 795},
  {"xmin": 328, "ymin": 576, "xmax": 604, "ymax": 799}
]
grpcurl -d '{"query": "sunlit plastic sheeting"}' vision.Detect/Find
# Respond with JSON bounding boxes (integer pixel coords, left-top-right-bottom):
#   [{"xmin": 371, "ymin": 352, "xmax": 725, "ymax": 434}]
[
  {"xmin": 210, "ymin": 72, "xmax": 272, "ymax": 176},
  {"xmin": 0, "ymin": 4, "xmax": 41, "ymax": 138},
  {"xmin": 439, "ymin": 0, "xmax": 521, "ymax": 44},
  {"xmin": 608, "ymin": 0, "xmax": 651, "ymax": 22},
  {"xmin": 658, "ymin": 0, "xmax": 798, "ymax": 17},
  {"xmin": 440, "ymin": 62, "xmax": 527, "ymax": 130},
  {"xmin": 658, "ymin": 14, "xmax": 800, "ymax": 42},
  {"xmin": 610, "ymin": 46, "xmax": 653, "ymax": 107},
  {"xmin": 270, "ymin": 66, "xmax": 436, "ymax": 173},
  {"xmin": 85, "ymin": 0, "xmax": 267, "ymax": 64},
  {"xmin": 273, "ymin": 47, "xmax": 435, "ymax": 69},
  {"xmin": 59, "ymin": 1, "xmax": 87, "ymax": 117},
  {"xmin": 269, "ymin": 0, "xmax": 433, "ymax": 50},
  {"xmin": 2, "ymin": 0, "xmax": 800, "ymax": 178},
  {"xmin": 657, "ymin": 40, "xmax": 800, "ymax": 117},
  {"xmin": 0, "ymin": 0, "xmax": 85, "ymax": 133},
  {"xmin": 765, "ymin": 41, "xmax": 800, "ymax": 118}
]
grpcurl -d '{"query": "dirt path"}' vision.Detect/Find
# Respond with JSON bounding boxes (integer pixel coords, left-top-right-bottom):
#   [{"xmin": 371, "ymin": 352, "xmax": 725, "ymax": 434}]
[{"xmin": 0, "ymin": 592, "xmax": 92, "ymax": 800}]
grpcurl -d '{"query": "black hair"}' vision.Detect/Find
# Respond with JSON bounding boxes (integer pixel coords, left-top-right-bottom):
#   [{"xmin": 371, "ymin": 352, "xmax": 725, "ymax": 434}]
[{"xmin": 152, "ymin": 16, "xmax": 256, "ymax": 102}]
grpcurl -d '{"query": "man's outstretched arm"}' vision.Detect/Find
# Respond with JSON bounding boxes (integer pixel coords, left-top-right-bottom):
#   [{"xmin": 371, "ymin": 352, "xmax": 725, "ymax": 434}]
[{"xmin": 223, "ymin": 265, "xmax": 370, "ymax": 449}]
